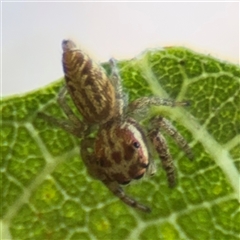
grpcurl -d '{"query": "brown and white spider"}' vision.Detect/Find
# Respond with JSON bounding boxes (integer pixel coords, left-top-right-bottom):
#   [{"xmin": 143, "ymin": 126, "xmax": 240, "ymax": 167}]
[{"xmin": 40, "ymin": 40, "xmax": 193, "ymax": 213}]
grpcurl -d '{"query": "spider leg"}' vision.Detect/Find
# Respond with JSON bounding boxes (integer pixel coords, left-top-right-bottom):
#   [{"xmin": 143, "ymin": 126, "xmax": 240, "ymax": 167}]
[
  {"xmin": 37, "ymin": 112, "xmax": 82, "ymax": 138},
  {"xmin": 57, "ymin": 86, "xmax": 84, "ymax": 127},
  {"xmin": 109, "ymin": 58, "xmax": 126, "ymax": 117},
  {"xmin": 149, "ymin": 129, "xmax": 176, "ymax": 187},
  {"xmin": 150, "ymin": 116, "xmax": 193, "ymax": 160},
  {"xmin": 38, "ymin": 86, "xmax": 86, "ymax": 138},
  {"xmin": 127, "ymin": 96, "xmax": 189, "ymax": 116},
  {"xmin": 104, "ymin": 181, "xmax": 151, "ymax": 213}
]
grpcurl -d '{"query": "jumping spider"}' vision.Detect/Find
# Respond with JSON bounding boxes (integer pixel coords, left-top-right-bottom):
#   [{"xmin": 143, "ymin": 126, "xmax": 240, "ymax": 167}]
[{"xmin": 40, "ymin": 40, "xmax": 193, "ymax": 213}]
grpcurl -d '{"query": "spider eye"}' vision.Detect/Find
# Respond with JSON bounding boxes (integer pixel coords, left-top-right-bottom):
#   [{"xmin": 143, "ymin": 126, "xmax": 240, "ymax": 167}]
[{"xmin": 133, "ymin": 141, "xmax": 140, "ymax": 148}]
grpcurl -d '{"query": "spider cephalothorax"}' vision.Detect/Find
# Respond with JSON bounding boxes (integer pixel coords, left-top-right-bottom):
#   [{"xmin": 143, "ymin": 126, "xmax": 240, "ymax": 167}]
[
  {"xmin": 40, "ymin": 39, "xmax": 193, "ymax": 213},
  {"xmin": 94, "ymin": 118, "xmax": 150, "ymax": 184}
]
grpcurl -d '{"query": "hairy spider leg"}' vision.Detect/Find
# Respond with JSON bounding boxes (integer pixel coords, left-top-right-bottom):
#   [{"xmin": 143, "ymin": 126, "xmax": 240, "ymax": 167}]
[
  {"xmin": 38, "ymin": 86, "xmax": 86, "ymax": 138},
  {"xmin": 127, "ymin": 96, "xmax": 190, "ymax": 116},
  {"xmin": 148, "ymin": 128, "xmax": 176, "ymax": 187},
  {"xmin": 57, "ymin": 86, "xmax": 84, "ymax": 127},
  {"xmin": 109, "ymin": 58, "xmax": 126, "ymax": 118},
  {"xmin": 150, "ymin": 116, "xmax": 193, "ymax": 160}
]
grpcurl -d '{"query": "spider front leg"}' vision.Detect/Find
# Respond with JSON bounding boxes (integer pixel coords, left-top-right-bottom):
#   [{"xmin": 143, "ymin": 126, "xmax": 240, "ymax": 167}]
[
  {"xmin": 149, "ymin": 116, "xmax": 193, "ymax": 187},
  {"xmin": 38, "ymin": 86, "xmax": 86, "ymax": 138},
  {"xmin": 127, "ymin": 96, "xmax": 190, "ymax": 117},
  {"xmin": 150, "ymin": 116, "xmax": 193, "ymax": 160},
  {"xmin": 149, "ymin": 128, "xmax": 176, "ymax": 187}
]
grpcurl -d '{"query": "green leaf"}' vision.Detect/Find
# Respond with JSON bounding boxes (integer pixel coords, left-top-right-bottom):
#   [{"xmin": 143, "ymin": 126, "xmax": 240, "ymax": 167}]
[{"xmin": 1, "ymin": 47, "xmax": 239, "ymax": 240}]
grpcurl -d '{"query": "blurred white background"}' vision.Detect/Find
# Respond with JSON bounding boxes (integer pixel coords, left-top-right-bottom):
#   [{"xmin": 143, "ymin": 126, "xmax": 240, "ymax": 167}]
[{"xmin": 2, "ymin": 1, "xmax": 239, "ymax": 96}]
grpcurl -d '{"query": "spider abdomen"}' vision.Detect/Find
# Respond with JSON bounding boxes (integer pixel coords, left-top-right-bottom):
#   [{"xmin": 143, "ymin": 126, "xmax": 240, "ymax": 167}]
[{"xmin": 62, "ymin": 40, "xmax": 116, "ymax": 124}]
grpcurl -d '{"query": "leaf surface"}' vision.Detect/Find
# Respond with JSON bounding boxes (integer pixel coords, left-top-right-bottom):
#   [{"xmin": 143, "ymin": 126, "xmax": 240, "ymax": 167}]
[{"xmin": 1, "ymin": 47, "xmax": 239, "ymax": 240}]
